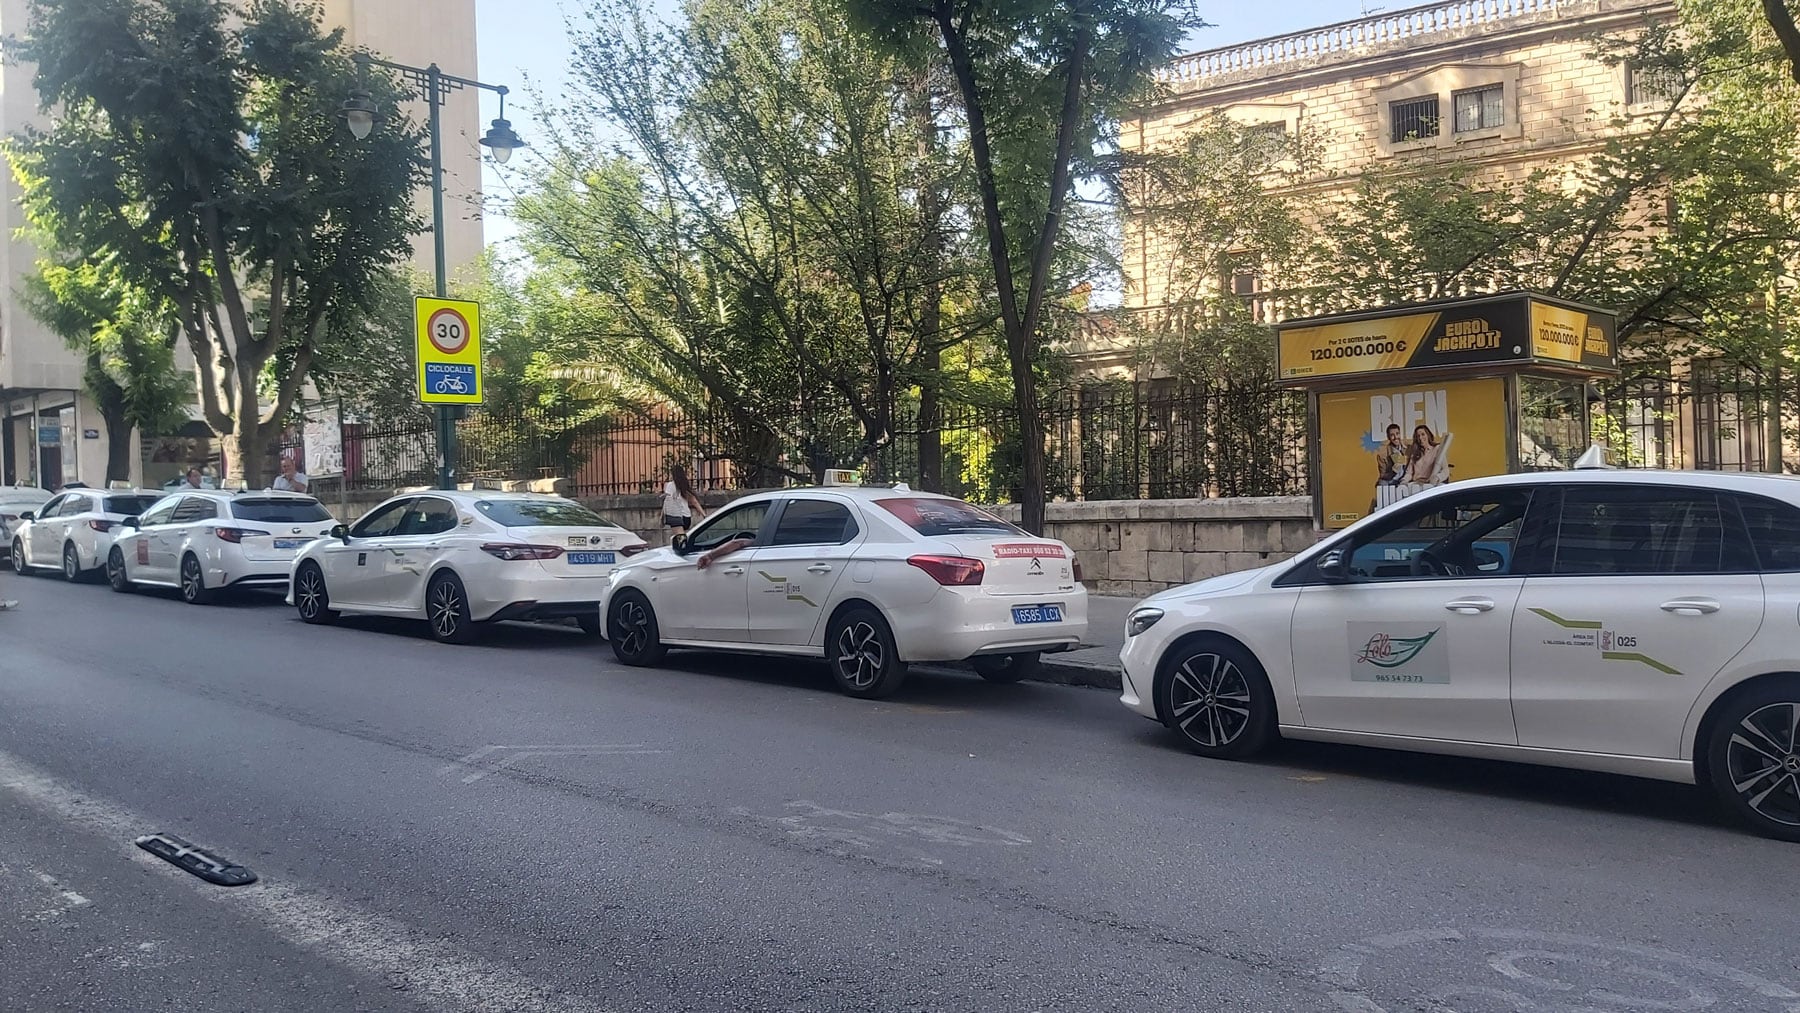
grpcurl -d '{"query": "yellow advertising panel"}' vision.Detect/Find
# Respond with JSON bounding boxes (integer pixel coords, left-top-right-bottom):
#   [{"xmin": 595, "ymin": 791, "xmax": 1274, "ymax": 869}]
[
  {"xmin": 1529, "ymin": 298, "xmax": 1615, "ymax": 368},
  {"xmin": 415, "ymin": 296, "xmax": 483, "ymax": 405},
  {"xmin": 1317, "ymin": 377, "xmax": 1509, "ymax": 529},
  {"xmin": 1278, "ymin": 313, "xmax": 1440, "ymax": 381}
]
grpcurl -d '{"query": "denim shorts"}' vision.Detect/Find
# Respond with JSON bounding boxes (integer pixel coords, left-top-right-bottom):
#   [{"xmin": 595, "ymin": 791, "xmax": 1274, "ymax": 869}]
[{"xmin": 664, "ymin": 514, "xmax": 691, "ymax": 528}]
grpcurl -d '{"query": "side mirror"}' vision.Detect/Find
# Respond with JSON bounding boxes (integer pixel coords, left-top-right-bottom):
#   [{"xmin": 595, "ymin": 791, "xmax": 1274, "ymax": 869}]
[
  {"xmin": 120, "ymin": 516, "xmax": 140, "ymax": 530},
  {"xmin": 331, "ymin": 524, "xmax": 350, "ymax": 544},
  {"xmin": 670, "ymin": 533, "xmax": 688, "ymax": 554},
  {"xmin": 18, "ymin": 511, "xmax": 33, "ymax": 522},
  {"xmin": 1316, "ymin": 548, "xmax": 1350, "ymax": 584},
  {"xmin": 1472, "ymin": 547, "xmax": 1505, "ymax": 572}
]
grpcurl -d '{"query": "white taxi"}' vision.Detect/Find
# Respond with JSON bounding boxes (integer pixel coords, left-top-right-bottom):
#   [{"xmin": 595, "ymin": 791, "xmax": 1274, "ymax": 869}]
[
  {"xmin": 598, "ymin": 485, "xmax": 1089, "ymax": 698},
  {"xmin": 108, "ymin": 490, "xmax": 339, "ymax": 603},
  {"xmin": 11, "ymin": 487, "xmax": 164, "ymax": 581},
  {"xmin": 1120, "ymin": 466, "xmax": 1800, "ymax": 842},
  {"xmin": 286, "ymin": 490, "xmax": 647, "ymax": 644},
  {"xmin": 0, "ymin": 485, "xmax": 53, "ymax": 560}
]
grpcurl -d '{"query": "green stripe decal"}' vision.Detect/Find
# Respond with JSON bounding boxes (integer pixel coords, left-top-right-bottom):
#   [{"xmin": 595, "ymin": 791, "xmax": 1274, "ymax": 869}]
[
  {"xmin": 1529, "ymin": 608, "xmax": 1602, "ymax": 630},
  {"xmin": 1602, "ymin": 652, "xmax": 1682, "ymax": 676}
]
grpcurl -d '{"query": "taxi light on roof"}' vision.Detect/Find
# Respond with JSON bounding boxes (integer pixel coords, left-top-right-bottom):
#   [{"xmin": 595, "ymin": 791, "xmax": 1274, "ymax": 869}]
[{"xmin": 822, "ymin": 468, "xmax": 861, "ymax": 487}]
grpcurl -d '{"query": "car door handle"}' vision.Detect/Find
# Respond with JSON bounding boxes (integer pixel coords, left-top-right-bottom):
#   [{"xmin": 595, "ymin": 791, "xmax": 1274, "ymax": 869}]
[
  {"xmin": 1661, "ymin": 598, "xmax": 1721, "ymax": 615},
  {"xmin": 1443, "ymin": 598, "xmax": 1495, "ymax": 614},
  {"xmin": 806, "ymin": 564, "xmax": 833, "ymax": 574},
  {"xmin": 721, "ymin": 565, "xmax": 745, "ymax": 575}
]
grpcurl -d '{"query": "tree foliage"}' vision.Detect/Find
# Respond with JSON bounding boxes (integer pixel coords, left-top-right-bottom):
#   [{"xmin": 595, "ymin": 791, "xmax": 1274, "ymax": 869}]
[{"xmin": 11, "ymin": 0, "xmax": 425, "ymax": 487}]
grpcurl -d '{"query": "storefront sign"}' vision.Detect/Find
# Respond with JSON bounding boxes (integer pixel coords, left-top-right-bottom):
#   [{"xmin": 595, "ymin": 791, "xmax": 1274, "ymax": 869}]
[
  {"xmin": 1316, "ymin": 377, "xmax": 1509, "ymax": 529},
  {"xmin": 37, "ymin": 425, "xmax": 60, "ymax": 446},
  {"xmin": 1278, "ymin": 294, "xmax": 1616, "ymax": 382}
]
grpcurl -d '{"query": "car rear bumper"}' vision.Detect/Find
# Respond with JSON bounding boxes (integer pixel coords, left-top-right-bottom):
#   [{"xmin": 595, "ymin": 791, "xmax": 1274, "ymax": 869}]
[
  {"xmin": 894, "ymin": 588, "xmax": 1088, "ymax": 663},
  {"xmin": 489, "ymin": 600, "xmax": 602, "ymax": 623},
  {"xmin": 468, "ymin": 571, "xmax": 612, "ymax": 623}
]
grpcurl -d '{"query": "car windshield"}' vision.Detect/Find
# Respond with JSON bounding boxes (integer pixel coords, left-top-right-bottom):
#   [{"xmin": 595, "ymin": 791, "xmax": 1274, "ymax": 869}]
[
  {"xmin": 231, "ymin": 498, "xmax": 332, "ymax": 523},
  {"xmin": 876, "ymin": 496, "xmax": 1022, "ymax": 537},
  {"xmin": 476, "ymin": 499, "xmax": 616, "ymax": 528},
  {"xmin": 104, "ymin": 495, "xmax": 161, "ymax": 515}
]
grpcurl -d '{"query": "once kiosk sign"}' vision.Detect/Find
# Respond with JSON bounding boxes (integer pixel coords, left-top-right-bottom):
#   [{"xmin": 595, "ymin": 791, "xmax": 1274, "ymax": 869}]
[{"xmin": 1277, "ymin": 293, "xmax": 1616, "ymax": 382}]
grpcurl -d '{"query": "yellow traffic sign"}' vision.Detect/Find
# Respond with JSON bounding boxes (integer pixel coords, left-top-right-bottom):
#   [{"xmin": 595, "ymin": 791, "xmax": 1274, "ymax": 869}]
[{"xmin": 415, "ymin": 296, "xmax": 483, "ymax": 404}]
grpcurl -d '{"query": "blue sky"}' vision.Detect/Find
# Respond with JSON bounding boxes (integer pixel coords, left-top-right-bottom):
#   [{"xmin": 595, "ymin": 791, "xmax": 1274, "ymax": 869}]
[{"xmin": 471, "ymin": 0, "xmax": 1375, "ymax": 247}]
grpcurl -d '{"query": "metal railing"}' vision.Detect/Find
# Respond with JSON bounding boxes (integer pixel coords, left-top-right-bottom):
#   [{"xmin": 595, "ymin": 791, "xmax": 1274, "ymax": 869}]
[{"xmin": 1158, "ymin": 0, "xmax": 1569, "ymax": 88}]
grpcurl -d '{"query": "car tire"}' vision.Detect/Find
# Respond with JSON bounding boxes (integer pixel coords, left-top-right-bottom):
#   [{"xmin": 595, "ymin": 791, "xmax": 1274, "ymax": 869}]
[
  {"xmin": 607, "ymin": 590, "xmax": 666, "ymax": 665},
  {"xmin": 11, "ymin": 538, "xmax": 27, "ymax": 575},
  {"xmin": 1156, "ymin": 637, "xmax": 1277, "ymax": 760},
  {"xmin": 62, "ymin": 543, "xmax": 85, "ymax": 583},
  {"xmin": 106, "ymin": 547, "xmax": 133, "ymax": 594},
  {"xmin": 293, "ymin": 562, "xmax": 338, "ymax": 625},
  {"xmin": 575, "ymin": 613, "xmax": 604, "ymax": 637},
  {"xmin": 179, "ymin": 554, "xmax": 214, "ymax": 605},
  {"xmin": 1706, "ymin": 678, "xmax": 1800, "ymax": 843},
  {"xmin": 971, "ymin": 652, "xmax": 1041, "ymax": 684},
  {"xmin": 426, "ymin": 571, "xmax": 481, "ymax": 645},
  {"xmin": 826, "ymin": 606, "xmax": 907, "ymax": 699}
]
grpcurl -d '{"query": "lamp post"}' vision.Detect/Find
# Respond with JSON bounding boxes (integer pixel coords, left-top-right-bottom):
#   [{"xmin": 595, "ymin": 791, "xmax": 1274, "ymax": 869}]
[{"xmin": 342, "ymin": 51, "xmax": 525, "ymax": 490}]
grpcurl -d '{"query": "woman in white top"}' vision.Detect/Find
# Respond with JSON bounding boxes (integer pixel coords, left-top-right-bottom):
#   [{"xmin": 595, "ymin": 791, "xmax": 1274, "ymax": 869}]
[{"xmin": 662, "ymin": 465, "xmax": 705, "ymax": 539}]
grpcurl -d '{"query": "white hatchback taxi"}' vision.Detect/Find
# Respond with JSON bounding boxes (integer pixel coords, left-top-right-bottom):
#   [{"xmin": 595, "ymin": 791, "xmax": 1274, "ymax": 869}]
[
  {"xmin": 598, "ymin": 485, "xmax": 1088, "ymax": 698},
  {"xmin": 11, "ymin": 487, "xmax": 163, "ymax": 581},
  {"xmin": 287, "ymin": 490, "xmax": 647, "ymax": 643},
  {"xmin": 1120, "ymin": 466, "xmax": 1800, "ymax": 842},
  {"xmin": 108, "ymin": 490, "xmax": 339, "ymax": 603}
]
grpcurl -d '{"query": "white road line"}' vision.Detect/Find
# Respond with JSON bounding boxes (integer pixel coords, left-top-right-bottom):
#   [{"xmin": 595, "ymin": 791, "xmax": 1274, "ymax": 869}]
[{"xmin": 0, "ymin": 748, "xmax": 611, "ymax": 1013}]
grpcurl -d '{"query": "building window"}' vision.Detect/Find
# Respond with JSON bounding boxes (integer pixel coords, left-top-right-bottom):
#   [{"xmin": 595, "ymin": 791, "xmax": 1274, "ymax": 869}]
[
  {"xmin": 1390, "ymin": 96, "xmax": 1440, "ymax": 143},
  {"xmin": 1226, "ymin": 262, "xmax": 1267, "ymax": 323},
  {"xmin": 1452, "ymin": 84, "xmax": 1504, "ymax": 133},
  {"xmin": 1627, "ymin": 63, "xmax": 1683, "ymax": 107}
]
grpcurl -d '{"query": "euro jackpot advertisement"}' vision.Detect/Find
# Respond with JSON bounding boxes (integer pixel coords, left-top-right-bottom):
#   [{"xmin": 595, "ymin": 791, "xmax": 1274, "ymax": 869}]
[
  {"xmin": 1277, "ymin": 295, "xmax": 1617, "ymax": 382},
  {"xmin": 1317, "ymin": 377, "xmax": 1509, "ymax": 529}
]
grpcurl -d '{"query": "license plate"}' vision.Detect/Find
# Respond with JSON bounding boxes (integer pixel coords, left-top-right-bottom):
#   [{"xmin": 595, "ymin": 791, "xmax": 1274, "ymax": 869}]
[
  {"xmin": 567, "ymin": 551, "xmax": 616, "ymax": 565},
  {"xmin": 273, "ymin": 539, "xmax": 305, "ymax": 549},
  {"xmin": 1012, "ymin": 604, "xmax": 1063, "ymax": 625}
]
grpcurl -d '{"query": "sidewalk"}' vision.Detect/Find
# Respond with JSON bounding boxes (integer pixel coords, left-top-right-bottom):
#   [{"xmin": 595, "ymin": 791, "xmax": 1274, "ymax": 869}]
[{"xmin": 1035, "ymin": 593, "xmax": 1137, "ymax": 690}]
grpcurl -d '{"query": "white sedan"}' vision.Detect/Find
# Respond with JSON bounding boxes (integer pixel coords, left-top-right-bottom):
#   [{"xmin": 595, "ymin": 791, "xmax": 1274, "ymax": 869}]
[
  {"xmin": 11, "ymin": 487, "xmax": 164, "ymax": 581},
  {"xmin": 0, "ymin": 485, "xmax": 53, "ymax": 559},
  {"xmin": 287, "ymin": 490, "xmax": 647, "ymax": 644},
  {"xmin": 108, "ymin": 490, "xmax": 339, "ymax": 603},
  {"xmin": 598, "ymin": 485, "xmax": 1089, "ymax": 698},
  {"xmin": 1119, "ymin": 466, "xmax": 1800, "ymax": 842}
]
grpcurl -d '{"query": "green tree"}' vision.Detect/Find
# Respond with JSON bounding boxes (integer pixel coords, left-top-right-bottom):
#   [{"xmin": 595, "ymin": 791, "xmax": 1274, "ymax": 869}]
[
  {"xmin": 18, "ymin": 252, "xmax": 188, "ymax": 482},
  {"xmin": 846, "ymin": 0, "xmax": 1204, "ymax": 531},
  {"xmin": 10, "ymin": 0, "xmax": 425, "ymax": 488}
]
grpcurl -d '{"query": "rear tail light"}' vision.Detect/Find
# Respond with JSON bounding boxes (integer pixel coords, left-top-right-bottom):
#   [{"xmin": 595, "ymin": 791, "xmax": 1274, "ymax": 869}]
[
  {"xmin": 213, "ymin": 527, "xmax": 269, "ymax": 543},
  {"xmin": 619, "ymin": 543, "xmax": 649, "ymax": 557},
  {"xmin": 1072, "ymin": 556, "xmax": 1084, "ymax": 583},
  {"xmin": 481, "ymin": 543, "xmax": 564, "ymax": 561},
  {"xmin": 907, "ymin": 554, "xmax": 985, "ymax": 586},
  {"xmin": 88, "ymin": 519, "xmax": 116, "ymax": 533}
]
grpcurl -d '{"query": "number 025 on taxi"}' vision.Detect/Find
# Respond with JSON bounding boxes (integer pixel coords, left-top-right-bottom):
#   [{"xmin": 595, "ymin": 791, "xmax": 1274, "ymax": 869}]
[{"xmin": 415, "ymin": 296, "xmax": 483, "ymax": 405}]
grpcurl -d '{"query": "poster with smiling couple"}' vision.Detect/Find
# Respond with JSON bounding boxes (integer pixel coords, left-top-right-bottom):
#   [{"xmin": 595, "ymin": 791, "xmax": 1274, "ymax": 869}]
[{"xmin": 1317, "ymin": 377, "xmax": 1509, "ymax": 529}]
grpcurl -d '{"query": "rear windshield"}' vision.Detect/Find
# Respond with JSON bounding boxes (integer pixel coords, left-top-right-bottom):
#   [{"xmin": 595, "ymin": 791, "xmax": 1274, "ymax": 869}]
[
  {"xmin": 231, "ymin": 498, "xmax": 332, "ymax": 523},
  {"xmin": 876, "ymin": 497, "xmax": 1022, "ymax": 537},
  {"xmin": 106, "ymin": 495, "xmax": 162, "ymax": 515},
  {"xmin": 476, "ymin": 499, "xmax": 616, "ymax": 528}
]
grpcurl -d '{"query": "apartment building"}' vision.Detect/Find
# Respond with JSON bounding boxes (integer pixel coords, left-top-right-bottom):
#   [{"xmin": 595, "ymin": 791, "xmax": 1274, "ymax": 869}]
[{"xmin": 0, "ymin": 0, "xmax": 483, "ymax": 489}]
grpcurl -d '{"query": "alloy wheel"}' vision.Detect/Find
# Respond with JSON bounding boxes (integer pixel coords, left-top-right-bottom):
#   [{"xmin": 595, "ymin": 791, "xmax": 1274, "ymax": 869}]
[
  {"xmin": 296, "ymin": 567, "xmax": 325, "ymax": 621},
  {"xmin": 429, "ymin": 579, "xmax": 463, "ymax": 640},
  {"xmin": 63, "ymin": 544, "xmax": 79, "ymax": 581},
  {"xmin": 834, "ymin": 621, "xmax": 885, "ymax": 691},
  {"xmin": 1168, "ymin": 651, "xmax": 1254, "ymax": 749},
  {"xmin": 181, "ymin": 557, "xmax": 204, "ymax": 602},
  {"xmin": 616, "ymin": 600, "xmax": 648, "ymax": 657},
  {"xmin": 1725, "ymin": 701, "xmax": 1800, "ymax": 828},
  {"xmin": 107, "ymin": 549, "xmax": 130, "ymax": 592},
  {"xmin": 11, "ymin": 540, "xmax": 24, "ymax": 574}
]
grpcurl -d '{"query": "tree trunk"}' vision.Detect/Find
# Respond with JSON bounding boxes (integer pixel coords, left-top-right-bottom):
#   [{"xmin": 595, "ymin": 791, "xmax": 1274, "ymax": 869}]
[
  {"xmin": 235, "ymin": 420, "xmax": 272, "ymax": 490},
  {"xmin": 1010, "ymin": 352, "xmax": 1046, "ymax": 533},
  {"xmin": 103, "ymin": 411, "xmax": 135, "ymax": 485}
]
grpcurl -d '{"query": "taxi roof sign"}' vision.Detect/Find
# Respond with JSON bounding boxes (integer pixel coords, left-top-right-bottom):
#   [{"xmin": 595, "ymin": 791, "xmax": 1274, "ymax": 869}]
[{"xmin": 821, "ymin": 468, "xmax": 861, "ymax": 486}]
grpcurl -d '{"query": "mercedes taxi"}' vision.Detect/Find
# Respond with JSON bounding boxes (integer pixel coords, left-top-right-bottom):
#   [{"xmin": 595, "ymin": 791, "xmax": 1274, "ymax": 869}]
[
  {"xmin": 1119, "ymin": 462, "xmax": 1800, "ymax": 842},
  {"xmin": 598, "ymin": 482, "xmax": 1089, "ymax": 698}
]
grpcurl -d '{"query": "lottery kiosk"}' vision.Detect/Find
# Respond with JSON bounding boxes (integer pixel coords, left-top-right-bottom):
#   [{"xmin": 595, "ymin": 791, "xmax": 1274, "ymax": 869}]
[{"xmin": 1276, "ymin": 291, "xmax": 1619, "ymax": 531}]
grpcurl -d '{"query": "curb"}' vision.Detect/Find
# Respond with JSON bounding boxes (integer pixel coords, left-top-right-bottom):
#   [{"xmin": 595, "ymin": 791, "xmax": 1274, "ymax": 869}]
[{"xmin": 1031, "ymin": 657, "xmax": 1123, "ymax": 691}]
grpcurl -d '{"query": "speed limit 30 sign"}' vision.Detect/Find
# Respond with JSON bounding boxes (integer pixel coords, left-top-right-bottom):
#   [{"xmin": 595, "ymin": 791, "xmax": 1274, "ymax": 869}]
[{"xmin": 415, "ymin": 296, "xmax": 482, "ymax": 405}]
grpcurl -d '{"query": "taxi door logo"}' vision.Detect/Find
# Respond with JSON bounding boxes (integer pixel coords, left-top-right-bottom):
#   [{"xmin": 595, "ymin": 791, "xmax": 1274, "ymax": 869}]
[{"xmin": 1348, "ymin": 623, "xmax": 1451, "ymax": 684}]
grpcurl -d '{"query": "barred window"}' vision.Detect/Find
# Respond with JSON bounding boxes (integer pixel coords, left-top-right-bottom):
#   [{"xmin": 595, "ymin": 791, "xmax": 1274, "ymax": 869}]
[
  {"xmin": 1627, "ymin": 63, "xmax": 1682, "ymax": 106},
  {"xmin": 1390, "ymin": 96, "xmax": 1440, "ymax": 143},
  {"xmin": 1453, "ymin": 84, "xmax": 1505, "ymax": 133}
]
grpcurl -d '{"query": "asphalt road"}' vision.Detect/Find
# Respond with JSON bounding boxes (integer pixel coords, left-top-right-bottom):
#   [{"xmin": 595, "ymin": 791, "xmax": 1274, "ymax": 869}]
[{"xmin": 3, "ymin": 573, "xmax": 1799, "ymax": 1013}]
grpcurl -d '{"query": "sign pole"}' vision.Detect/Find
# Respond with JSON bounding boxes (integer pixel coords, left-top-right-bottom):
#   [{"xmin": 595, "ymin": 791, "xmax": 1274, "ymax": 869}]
[{"xmin": 427, "ymin": 64, "xmax": 457, "ymax": 491}]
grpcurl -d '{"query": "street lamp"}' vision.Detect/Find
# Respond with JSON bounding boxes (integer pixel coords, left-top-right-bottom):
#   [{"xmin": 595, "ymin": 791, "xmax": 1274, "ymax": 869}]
[{"xmin": 341, "ymin": 51, "xmax": 526, "ymax": 490}]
